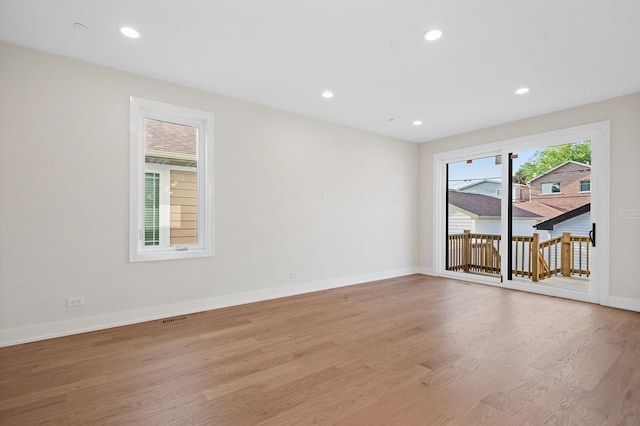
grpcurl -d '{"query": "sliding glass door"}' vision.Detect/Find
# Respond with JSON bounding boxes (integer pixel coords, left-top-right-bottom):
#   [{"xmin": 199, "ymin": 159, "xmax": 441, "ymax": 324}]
[
  {"xmin": 435, "ymin": 121, "xmax": 609, "ymax": 304},
  {"xmin": 446, "ymin": 154, "xmax": 503, "ymax": 281},
  {"xmin": 508, "ymin": 141, "xmax": 593, "ymax": 294}
]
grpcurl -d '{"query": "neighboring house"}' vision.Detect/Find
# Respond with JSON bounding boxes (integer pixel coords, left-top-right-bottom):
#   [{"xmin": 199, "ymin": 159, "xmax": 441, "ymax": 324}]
[
  {"xmin": 528, "ymin": 161, "xmax": 591, "ymax": 212},
  {"xmin": 456, "ymin": 179, "xmax": 502, "ymax": 198},
  {"xmin": 455, "ymin": 180, "xmax": 529, "ymax": 202},
  {"xmin": 516, "ymin": 160, "xmax": 591, "ymax": 240},
  {"xmin": 534, "ymin": 203, "xmax": 591, "ymax": 239},
  {"xmin": 448, "ymin": 191, "xmax": 543, "ymax": 235},
  {"xmin": 533, "ymin": 203, "xmax": 592, "ymax": 272},
  {"xmin": 513, "ymin": 184, "xmax": 530, "ymax": 203}
]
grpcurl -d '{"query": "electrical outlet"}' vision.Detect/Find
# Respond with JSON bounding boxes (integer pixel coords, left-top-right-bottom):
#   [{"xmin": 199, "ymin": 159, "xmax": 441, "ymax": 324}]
[
  {"xmin": 67, "ymin": 297, "xmax": 84, "ymax": 307},
  {"xmin": 290, "ymin": 272, "xmax": 299, "ymax": 279}
]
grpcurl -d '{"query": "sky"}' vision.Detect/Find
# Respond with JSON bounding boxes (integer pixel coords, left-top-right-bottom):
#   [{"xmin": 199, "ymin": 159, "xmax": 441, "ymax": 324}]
[{"xmin": 448, "ymin": 149, "xmax": 537, "ymax": 184}]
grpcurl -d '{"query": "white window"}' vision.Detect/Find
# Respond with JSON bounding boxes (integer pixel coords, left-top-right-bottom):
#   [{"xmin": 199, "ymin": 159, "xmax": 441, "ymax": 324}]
[
  {"xmin": 580, "ymin": 180, "xmax": 591, "ymax": 192},
  {"xmin": 541, "ymin": 182, "xmax": 561, "ymax": 194},
  {"xmin": 130, "ymin": 97, "xmax": 214, "ymax": 262}
]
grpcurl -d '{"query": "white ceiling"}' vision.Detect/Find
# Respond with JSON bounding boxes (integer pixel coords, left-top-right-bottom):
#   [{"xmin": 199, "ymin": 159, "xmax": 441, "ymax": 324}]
[{"xmin": 1, "ymin": 0, "xmax": 639, "ymax": 143}]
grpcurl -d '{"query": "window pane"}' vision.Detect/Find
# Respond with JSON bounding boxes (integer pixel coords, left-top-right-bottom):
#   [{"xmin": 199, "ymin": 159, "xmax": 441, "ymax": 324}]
[
  {"xmin": 144, "ymin": 118, "xmax": 198, "ymax": 246},
  {"xmin": 580, "ymin": 180, "xmax": 591, "ymax": 192},
  {"xmin": 145, "ymin": 119, "xmax": 198, "ymax": 167},
  {"xmin": 541, "ymin": 182, "xmax": 561, "ymax": 194}
]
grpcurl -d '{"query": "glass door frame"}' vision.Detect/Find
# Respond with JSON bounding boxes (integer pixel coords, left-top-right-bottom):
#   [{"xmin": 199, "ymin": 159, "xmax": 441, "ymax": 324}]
[{"xmin": 433, "ymin": 121, "xmax": 610, "ymax": 304}]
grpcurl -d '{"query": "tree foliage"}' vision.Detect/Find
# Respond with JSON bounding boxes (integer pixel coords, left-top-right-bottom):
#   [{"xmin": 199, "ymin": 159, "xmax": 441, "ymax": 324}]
[{"xmin": 513, "ymin": 141, "xmax": 591, "ymax": 184}]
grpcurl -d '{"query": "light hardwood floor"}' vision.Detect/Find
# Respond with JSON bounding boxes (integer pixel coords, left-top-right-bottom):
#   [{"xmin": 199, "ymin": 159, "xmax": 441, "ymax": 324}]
[{"xmin": 1, "ymin": 275, "xmax": 640, "ymax": 425}]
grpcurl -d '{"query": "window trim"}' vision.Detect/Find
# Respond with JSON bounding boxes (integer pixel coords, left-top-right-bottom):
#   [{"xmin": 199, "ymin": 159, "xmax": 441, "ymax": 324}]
[{"xmin": 129, "ymin": 97, "xmax": 214, "ymax": 262}]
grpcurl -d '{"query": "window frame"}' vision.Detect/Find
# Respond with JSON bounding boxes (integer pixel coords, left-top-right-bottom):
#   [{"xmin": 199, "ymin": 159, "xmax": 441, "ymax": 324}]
[
  {"xmin": 129, "ymin": 97, "xmax": 214, "ymax": 262},
  {"xmin": 540, "ymin": 182, "xmax": 561, "ymax": 194},
  {"xmin": 580, "ymin": 179, "xmax": 591, "ymax": 193}
]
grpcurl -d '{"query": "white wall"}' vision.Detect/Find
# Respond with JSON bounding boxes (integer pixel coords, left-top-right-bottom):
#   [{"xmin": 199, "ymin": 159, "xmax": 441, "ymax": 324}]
[
  {"xmin": 419, "ymin": 92, "xmax": 640, "ymax": 304},
  {"xmin": 0, "ymin": 43, "xmax": 418, "ymax": 345}
]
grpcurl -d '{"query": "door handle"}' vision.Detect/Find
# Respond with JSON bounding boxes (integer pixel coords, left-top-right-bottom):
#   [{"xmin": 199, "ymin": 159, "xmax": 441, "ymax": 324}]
[{"xmin": 589, "ymin": 223, "xmax": 596, "ymax": 247}]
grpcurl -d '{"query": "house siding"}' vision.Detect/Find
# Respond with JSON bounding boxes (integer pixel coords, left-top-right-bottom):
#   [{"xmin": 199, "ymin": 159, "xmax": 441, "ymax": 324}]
[
  {"xmin": 476, "ymin": 219, "xmax": 501, "ymax": 234},
  {"xmin": 448, "ymin": 207, "xmax": 475, "ymax": 234},
  {"xmin": 539, "ymin": 213, "xmax": 591, "ymax": 276},
  {"xmin": 511, "ymin": 220, "xmax": 539, "ymax": 237},
  {"xmin": 549, "ymin": 212, "xmax": 591, "ymax": 239},
  {"xmin": 170, "ymin": 170, "xmax": 198, "ymax": 245}
]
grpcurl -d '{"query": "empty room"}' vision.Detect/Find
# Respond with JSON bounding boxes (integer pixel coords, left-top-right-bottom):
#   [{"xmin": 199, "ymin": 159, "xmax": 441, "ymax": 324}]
[{"xmin": 1, "ymin": 1, "xmax": 640, "ymax": 424}]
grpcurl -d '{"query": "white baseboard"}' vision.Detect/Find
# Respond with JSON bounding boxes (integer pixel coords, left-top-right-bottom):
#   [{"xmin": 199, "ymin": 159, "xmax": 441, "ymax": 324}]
[
  {"xmin": 0, "ymin": 267, "xmax": 419, "ymax": 347},
  {"xmin": 604, "ymin": 296, "xmax": 640, "ymax": 312},
  {"xmin": 415, "ymin": 267, "xmax": 435, "ymax": 276}
]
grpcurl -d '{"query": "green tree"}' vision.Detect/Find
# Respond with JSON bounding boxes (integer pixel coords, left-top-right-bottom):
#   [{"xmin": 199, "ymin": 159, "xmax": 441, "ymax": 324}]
[{"xmin": 514, "ymin": 141, "xmax": 591, "ymax": 183}]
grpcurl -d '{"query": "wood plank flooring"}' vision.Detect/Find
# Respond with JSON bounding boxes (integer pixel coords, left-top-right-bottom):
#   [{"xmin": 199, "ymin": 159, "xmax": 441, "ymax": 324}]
[{"xmin": 2, "ymin": 274, "xmax": 640, "ymax": 425}]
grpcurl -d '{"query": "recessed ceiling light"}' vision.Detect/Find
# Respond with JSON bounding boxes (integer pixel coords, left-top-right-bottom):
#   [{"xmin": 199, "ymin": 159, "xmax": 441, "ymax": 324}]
[
  {"xmin": 424, "ymin": 29, "xmax": 442, "ymax": 41},
  {"xmin": 515, "ymin": 87, "xmax": 530, "ymax": 95},
  {"xmin": 321, "ymin": 91, "xmax": 334, "ymax": 99},
  {"xmin": 413, "ymin": 120, "xmax": 423, "ymax": 126},
  {"xmin": 120, "ymin": 26, "xmax": 141, "ymax": 39}
]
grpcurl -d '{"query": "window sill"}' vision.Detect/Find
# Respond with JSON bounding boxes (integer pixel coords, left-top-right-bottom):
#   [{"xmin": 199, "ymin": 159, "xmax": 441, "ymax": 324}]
[{"xmin": 130, "ymin": 246, "xmax": 214, "ymax": 262}]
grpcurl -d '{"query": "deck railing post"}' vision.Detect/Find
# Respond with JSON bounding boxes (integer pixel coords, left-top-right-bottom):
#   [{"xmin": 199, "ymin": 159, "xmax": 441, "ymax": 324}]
[
  {"xmin": 561, "ymin": 232, "xmax": 571, "ymax": 277},
  {"xmin": 531, "ymin": 233, "xmax": 540, "ymax": 282},
  {"xmin": 463, "ymin": 230, "xmax": 471, "ymax": 272}
]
